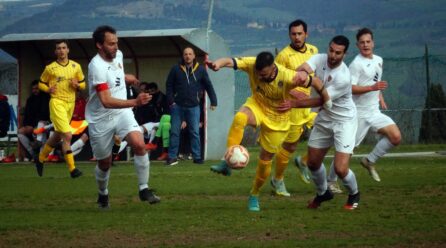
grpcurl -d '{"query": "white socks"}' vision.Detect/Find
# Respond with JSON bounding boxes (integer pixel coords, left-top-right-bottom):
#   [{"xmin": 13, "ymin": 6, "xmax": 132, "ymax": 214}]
[
  {"xmin": 133, "ymin": 154, "xmax": 149, "ymax": 191},
  {"xmin": 71, "ymin": 139, "xmax": 85, "ymax": 156},
  {"xmin": 95, "ymin": 165, "xmax": 110, "ymax": 195},
  {"xmin": 367, "ymin": 136, "xmax": 394, "ymax": 163},
  {"xmin": 341, "ymin": 169, "xmax": 358, "ymax": 195},
  {"xmin": 118, "ymin": 141, "xmax": 128, "ymax": 154},
  {"xmin": 310, "ymin": 165, "xmax": 327, "ymax": 195},
  {"xmin": 18, "ymin": 134, "xmax": 34, "ymax": 156}
]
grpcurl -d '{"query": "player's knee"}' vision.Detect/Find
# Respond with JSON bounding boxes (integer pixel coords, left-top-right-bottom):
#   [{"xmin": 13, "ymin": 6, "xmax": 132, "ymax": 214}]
[
  {"xmin": 132, "ymin": 142, "xmax": 147, "ymax": 155},
  {"xmin": 307, "ymin": 159, "xmax": 321, "ymax": 171},
  {"xmin": 388, "ymin": 131, "xmax": 401, "ymax": 146},
  {"xmin": 335, "ymin": 167, "xmax": 348, "ymax": 178}
]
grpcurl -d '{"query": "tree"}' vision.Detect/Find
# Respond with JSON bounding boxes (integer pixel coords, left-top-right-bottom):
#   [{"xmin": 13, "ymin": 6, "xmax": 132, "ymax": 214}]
[{"xmin": 419, "ymin": 83, "xmax": 446, "ymax": 143}]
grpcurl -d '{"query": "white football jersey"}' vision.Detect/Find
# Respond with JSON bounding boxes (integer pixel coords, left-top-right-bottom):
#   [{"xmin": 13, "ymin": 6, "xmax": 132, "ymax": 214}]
[
  {"xmin": 349, "ymin": 54, "xmax": 383, "ymax": 115},
  {"xmin": 86, "ymin": 50, "xmax": 128, "ymax": 123},
  {"xmin": 306, "ymin": 54, "xmax": 356, "ymax": 121}
]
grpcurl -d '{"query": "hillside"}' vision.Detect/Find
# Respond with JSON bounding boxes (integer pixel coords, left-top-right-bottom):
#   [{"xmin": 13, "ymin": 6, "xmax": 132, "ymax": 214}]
[
  {"xmin": 0, "ymin": 0, "xmax": 445, "ymax": 57},
  {"xmin": 0, "ymin": 0, "xmax": 445, "ymax": 112}
]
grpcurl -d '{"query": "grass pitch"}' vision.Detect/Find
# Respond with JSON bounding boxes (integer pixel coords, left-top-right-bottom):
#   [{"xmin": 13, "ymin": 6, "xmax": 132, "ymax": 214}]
[{"xmin": 0, "ymin": 147, "xmax": 445, "ymax": 247}]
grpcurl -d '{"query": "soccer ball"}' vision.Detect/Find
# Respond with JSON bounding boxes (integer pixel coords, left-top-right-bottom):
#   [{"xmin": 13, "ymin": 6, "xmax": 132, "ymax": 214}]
[{"xmin": 224, "ymin": 145, "xmax": 250, "ymax": 169}]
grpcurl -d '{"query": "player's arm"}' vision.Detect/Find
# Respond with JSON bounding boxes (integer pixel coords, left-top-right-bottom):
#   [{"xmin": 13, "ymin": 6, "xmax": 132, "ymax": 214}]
[
  {"xmin": 38, "ymin": 68, "xmax": 56, "ymax": 94},
  {"xmin": 352, "ymin": 81, "xmax": 387, "ymax": 95},
  {"xmin": 125, "ymin": 74, "xmax": 140, "ymax": 87},
  {"xmin": 96, "ymin": 84, "xmax": 151, "ymax": 109},
  {"xmin": 205, "ymin": 58, "xmax": 234, "ymax": 71},
  {"xmin": 349, "ymin": 60, "xmax": 387, "ymax": 94},
  {"xmin": 379, "ymin": 91, "xmax": 388, "ymax": 110},
  {"xmin": 289, "ymin": 64, "xmax": 331, "ymax": 107}
]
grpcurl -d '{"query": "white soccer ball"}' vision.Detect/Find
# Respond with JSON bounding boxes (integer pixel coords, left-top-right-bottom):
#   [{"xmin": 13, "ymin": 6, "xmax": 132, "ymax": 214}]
[{"xmin": 224, "ymin": 145, "xmax": 250, "ymax": 170}]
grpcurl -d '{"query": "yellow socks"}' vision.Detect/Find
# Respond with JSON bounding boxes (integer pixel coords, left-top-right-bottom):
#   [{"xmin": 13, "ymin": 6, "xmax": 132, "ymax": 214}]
[
  {"xmin": 227, "ymin": 112, "xmax": 248, "ymax": 147},
  {"xmin": 274, "ymin": 148, "xmax": 291, "ymax": 181},
  {"xmin": 64, "ymin": 151, "xmax": 76, "ymax": 172},
  {"xmin": 39, "ymin": 144, "xmax": 54, "ymax": 163},
  {"xmin": 250, "ymin": 159, "xmax": 272, "ymax": 195}
]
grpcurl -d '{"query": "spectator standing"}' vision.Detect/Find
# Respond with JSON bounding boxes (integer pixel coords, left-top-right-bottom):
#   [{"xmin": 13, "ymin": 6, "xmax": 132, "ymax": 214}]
[{"xmin": 165, "ymin": 47, "xmax": 217, "ymax": 165}]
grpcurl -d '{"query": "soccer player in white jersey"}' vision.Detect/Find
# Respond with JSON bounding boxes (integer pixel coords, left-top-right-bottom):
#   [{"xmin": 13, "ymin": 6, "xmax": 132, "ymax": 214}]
[
  {"xmin": 327, "ymin": 28, "xmax": 401, "ymax": 185},
  {"xmin": 279, "ymin": 35, "xmax": 360, "ymax": 210},
  {"xmin": 86, "ymin": 25, "xmax": 160, "ymax": 208}
]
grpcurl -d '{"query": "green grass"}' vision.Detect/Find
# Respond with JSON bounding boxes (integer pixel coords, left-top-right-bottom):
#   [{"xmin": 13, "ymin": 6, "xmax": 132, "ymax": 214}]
[{"xmin": 0, "ymin": 149, "xmax": 446, "ymax": 247}]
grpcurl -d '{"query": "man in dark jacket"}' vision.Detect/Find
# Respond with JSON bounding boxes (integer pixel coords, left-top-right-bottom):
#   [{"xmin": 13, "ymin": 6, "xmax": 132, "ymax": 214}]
[
  {"xmin": 17, "ymin": 80, "xmax": 50, "ymax": 160},
  {"xmin": 0, "ymin": 92, "xmax": 10, "ymax": 138},
  {"xmin": 165, "ymin": 47, "xmax": 217, "ymax": 165}
]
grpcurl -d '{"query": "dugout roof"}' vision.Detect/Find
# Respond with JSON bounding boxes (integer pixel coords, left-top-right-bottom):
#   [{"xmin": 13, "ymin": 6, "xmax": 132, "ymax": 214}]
[{"xmin": 0, "ymin": 28, "xmax": 234, "ymax": 159}]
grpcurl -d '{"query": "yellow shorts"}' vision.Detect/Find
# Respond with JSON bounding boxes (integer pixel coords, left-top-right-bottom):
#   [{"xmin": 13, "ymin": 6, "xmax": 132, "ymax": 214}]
[
  {"xmin": 284, "ymin": 111, "xmax": 318, "ymax": 143},
  {"xmin": 243, "ymin": 97, "xmax": 290, "ymax": 154},
  {"xmin": 258, "ymin": 124, "xmax": 289, "ymax": 153},
  {"xmin": 49, "ymin": 98, "xmax": 75, "ymax": 133}
]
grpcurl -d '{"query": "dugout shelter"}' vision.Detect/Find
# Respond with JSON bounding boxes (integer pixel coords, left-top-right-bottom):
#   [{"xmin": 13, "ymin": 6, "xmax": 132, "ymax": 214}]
[{"xmin": 0, "ymin": 28, "xmax": 234, "ymax": 160}]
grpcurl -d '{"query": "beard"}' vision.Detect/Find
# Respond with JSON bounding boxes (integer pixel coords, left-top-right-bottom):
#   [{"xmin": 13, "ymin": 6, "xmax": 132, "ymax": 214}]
[{"xmin": 104, "ymin": 49, "xmax": 117, "ymax": 60}]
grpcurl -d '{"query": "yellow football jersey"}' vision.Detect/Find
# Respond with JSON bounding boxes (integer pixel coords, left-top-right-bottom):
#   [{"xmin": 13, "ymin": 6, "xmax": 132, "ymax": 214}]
[
  {"xmin": 276, "ymin": 43, "xmax": 318, "ymax": 126},
  {"xmin": 39, "ymin": 60, "xmax": 85, "ymax": 102},
  {"xmin": 275, "ymin": 43, "xmax": 318, "ymax": 96},
  {"xmin": 234, "ymin": 57, "xmax": 297, "ymax": 125}
]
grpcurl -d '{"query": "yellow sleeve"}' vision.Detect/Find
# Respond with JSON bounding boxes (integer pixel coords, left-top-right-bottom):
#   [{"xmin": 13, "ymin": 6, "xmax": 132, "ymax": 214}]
[
  {"xmin": 78, "ymin": 82, "xmax": 86, "ymax": 90},
  {"xmin": 39, "ymin": 65, "xmax": 50, "ymax": 85},
  {"xmin": 76, "ymin": 64, "xmax": 86, "ymax": 90},
  {"xmin": 38, "ymin": 82, "xmax": 50, "ymax": 93},
  {"xmin": 233, "ymin": 57, "xmax": 256, "ymax": 72}
]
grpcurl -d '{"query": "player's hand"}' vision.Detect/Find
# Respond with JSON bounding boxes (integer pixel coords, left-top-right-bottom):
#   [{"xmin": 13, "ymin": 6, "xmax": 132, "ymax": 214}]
[
  {"xmin": 371, "ymin": 81, "xmax": 388, "ymax": 91},
  {"xmin": 136, "ymin": 93, "xmax": 152, "ymax": 106},
  {"xmin": 277, "ymin": 100, "xmax": 294, "ymax": 112},
  {"xmin": 70, "ymin": 78, "xmax": 80, "ymax": 89},
  {"xmin": 293, "ymin": 71, "xmax": 309, "ymax": 86},
  {"xmin": 181, "ymin": 121, "xmax": 187, "ymax": 129},
  {"xmin": 210, "ymin": 105, "xmax": 216, "ymax": 111},
  {"xmin": 205, "ymin": 60, "xmax": 220, "ymax": 71}
]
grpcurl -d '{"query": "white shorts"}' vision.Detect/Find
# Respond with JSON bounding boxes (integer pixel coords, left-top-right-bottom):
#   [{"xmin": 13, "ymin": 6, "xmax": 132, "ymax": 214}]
[
  {"xmin": 88, "ymin": 109, "xmax": 141, "ymax": 160},
  {"xmin": 308, "ymin": 116, "xmax": 358, "ymax": 154},
  {"xmin": 356, "ymin": 112, "xmax": 395, "ymax": 146}
]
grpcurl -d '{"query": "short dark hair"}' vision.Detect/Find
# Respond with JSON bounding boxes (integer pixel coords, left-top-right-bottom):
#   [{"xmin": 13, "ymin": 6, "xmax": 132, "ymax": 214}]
[
  {"xmin": 255, "ymin": 51, "xmax": 275, "ymax": 71},
  {"xmin": 331, "ymin": 35, "xmax": 350, "ymax": 53},
  {"xmin": 356, "ymin": 27, "xmax": 374, "ymax": 41},
  {"xmin": 93, "ymin": 25, "xmax": 116, "ymax": 46},
  {"xmin": 288, "ymin": 19, "xmax": 307, "ymax": 33},
  {"xmin": 147, "ymin": 82, "xmax": 158, "ymax": 90},
  {"xmin": 31, "ymin": 79, "xmax": 39, "ymax": 87},
  {"xmin": 55, "ymin": 39, "xmax": 69, "ymax": 48}
]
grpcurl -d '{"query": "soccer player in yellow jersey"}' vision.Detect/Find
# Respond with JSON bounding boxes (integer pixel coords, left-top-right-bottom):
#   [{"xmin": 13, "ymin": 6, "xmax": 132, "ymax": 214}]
[
  {"xmin": 35, "ymin": 39, "xmax": 85, "ymax": 178},
  {"xmin": 271, "ymin": 19, "xmax": 319, "ymax": 196},
  {"xmin": 207, "ymin": 52, "xmax": 330, "ymax": 211}
]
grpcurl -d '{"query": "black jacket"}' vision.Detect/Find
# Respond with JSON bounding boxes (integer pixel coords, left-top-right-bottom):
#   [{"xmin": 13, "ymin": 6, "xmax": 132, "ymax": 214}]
[
  {"xmin": 22, "ymin": 93, "xmax": 50, "ymax": 127},
  {"xmin": 0, "ymin": 94, "xmax": 10, "ymax": 137},
  {"xmin": 134, "ymin": 91, "xmax": 169, "ymax": 125},
  {"xmin": 166, "ymin": 61, "xmax": 217, "ymax": 108}
]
